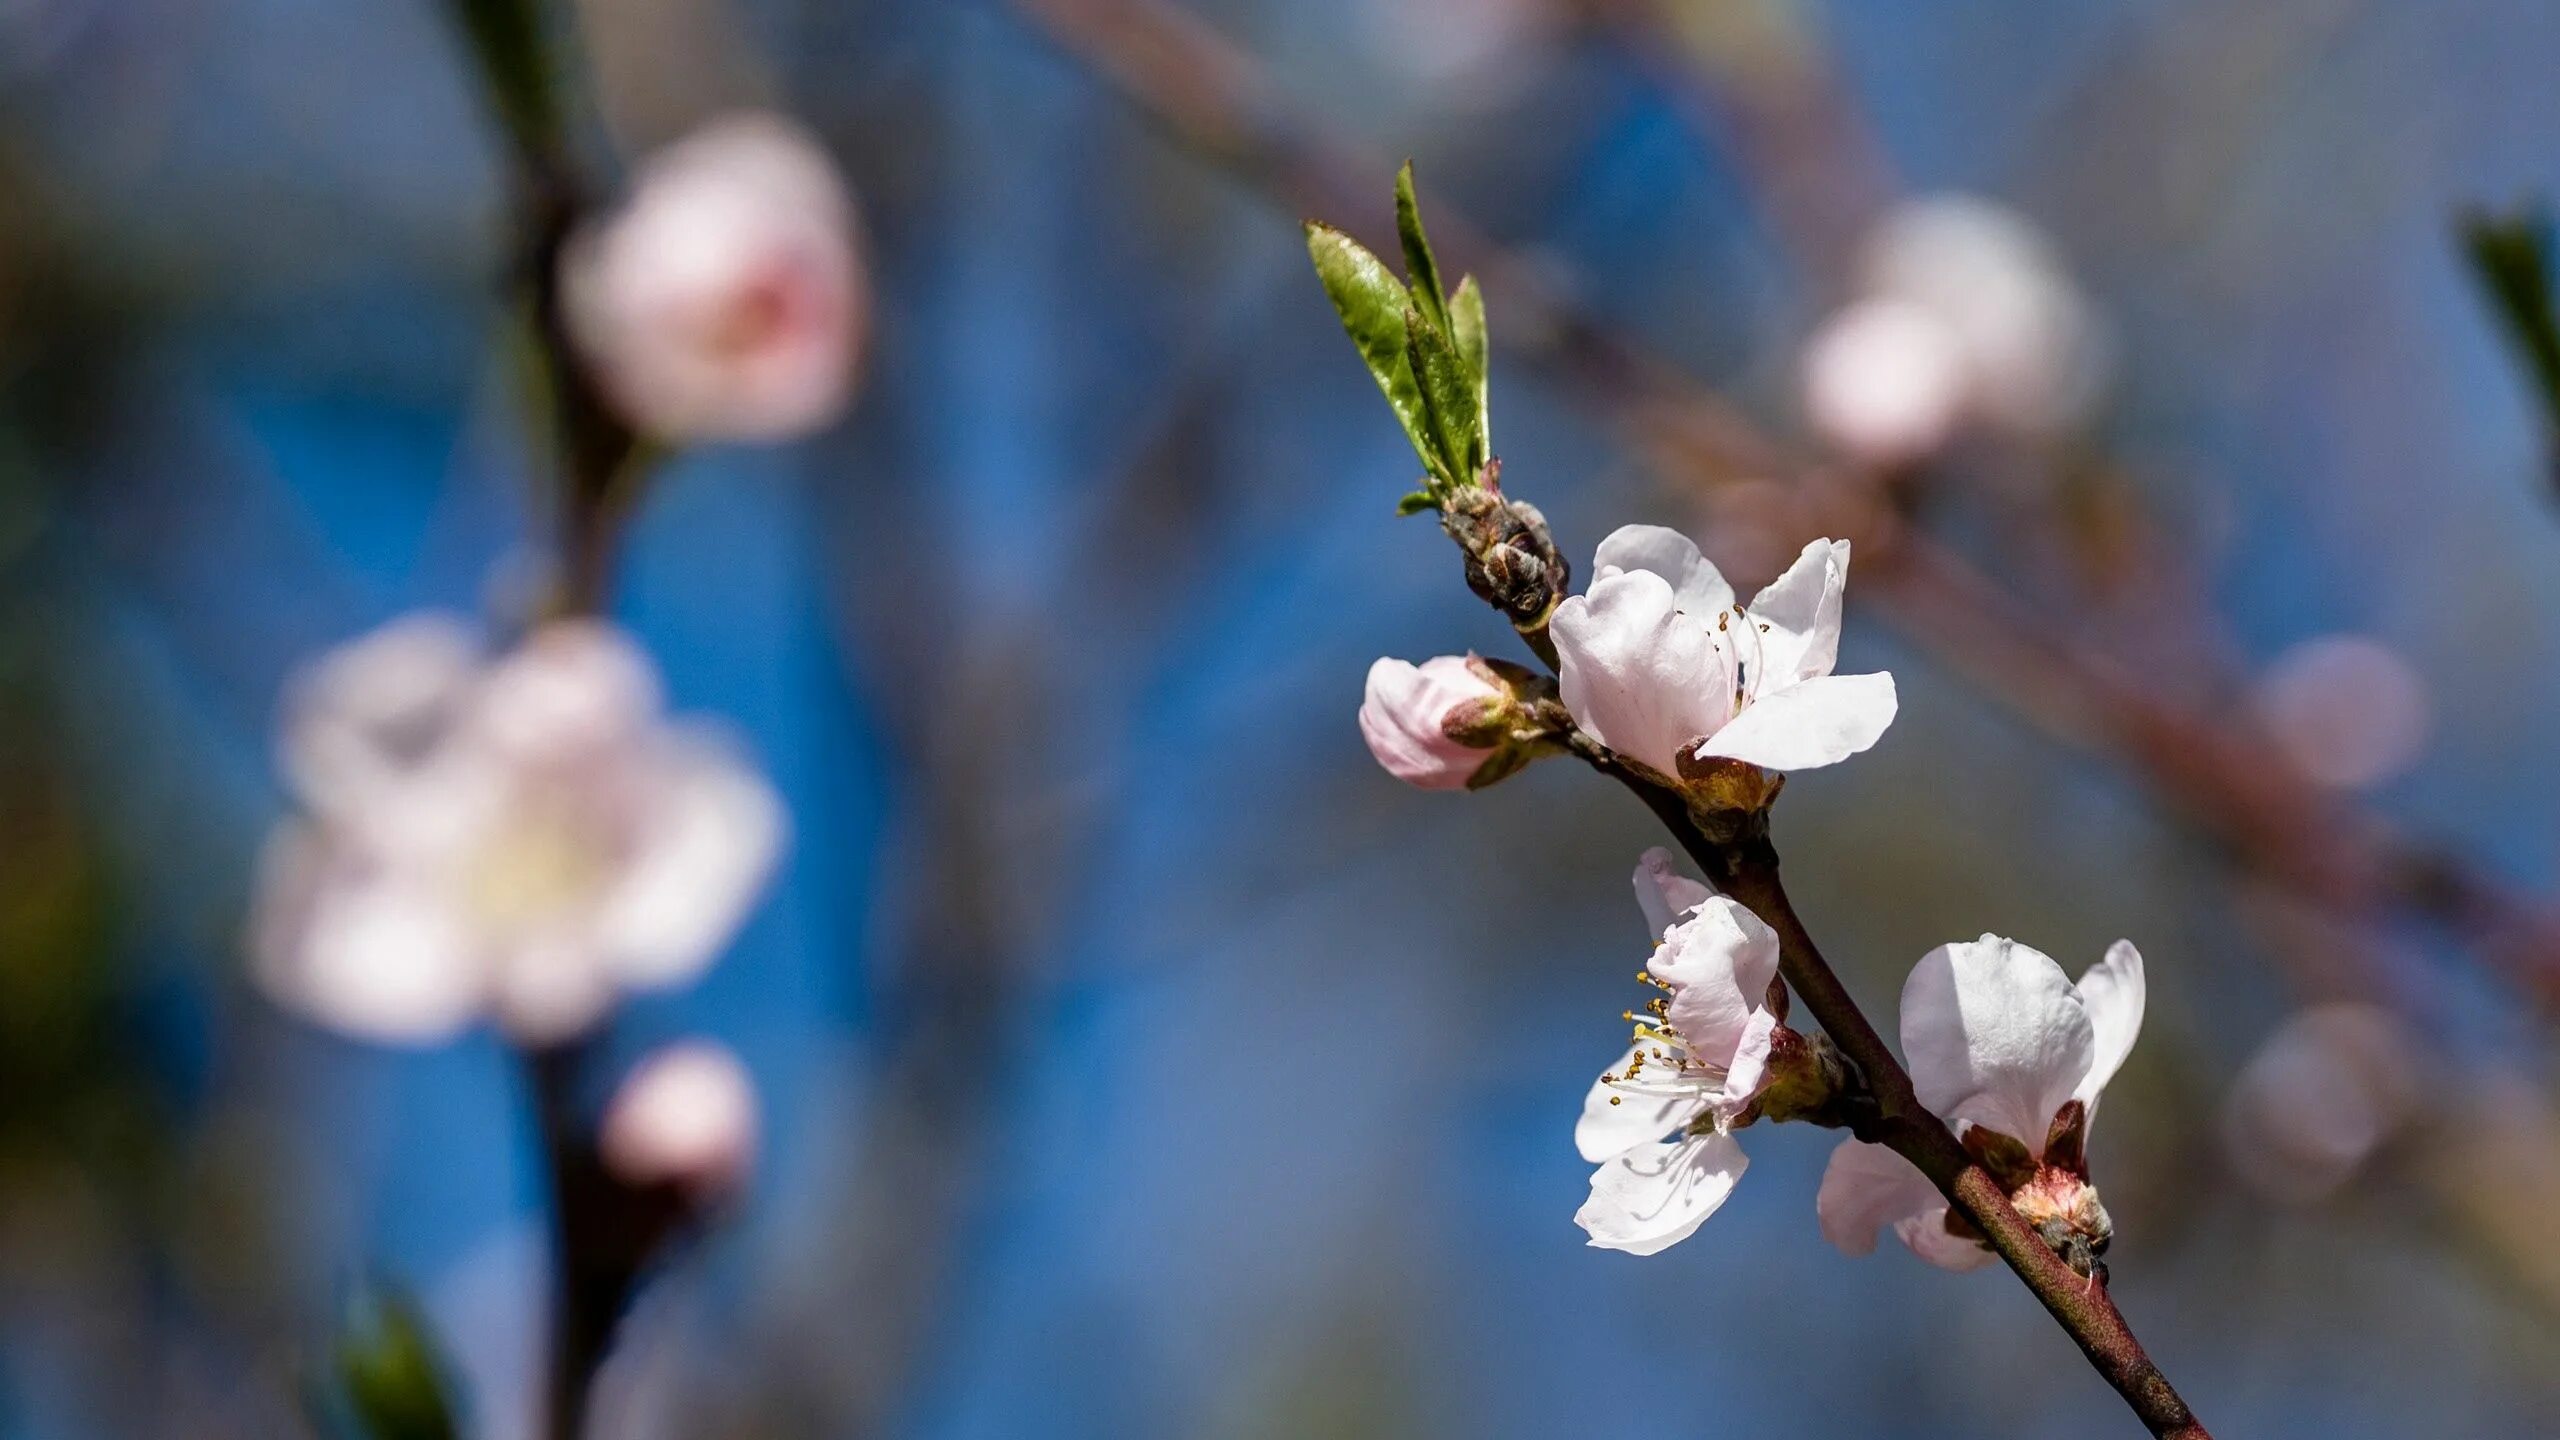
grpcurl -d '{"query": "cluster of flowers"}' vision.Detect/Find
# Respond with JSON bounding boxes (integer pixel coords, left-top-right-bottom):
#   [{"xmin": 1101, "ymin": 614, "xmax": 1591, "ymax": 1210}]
[
  {"xmin": 1363, "ymin": 524, "xmax": 2147, "ymax": 1266},
  {"xmin": 246, "ymin": 107, "xmax": 870, "ymax": 1210}
]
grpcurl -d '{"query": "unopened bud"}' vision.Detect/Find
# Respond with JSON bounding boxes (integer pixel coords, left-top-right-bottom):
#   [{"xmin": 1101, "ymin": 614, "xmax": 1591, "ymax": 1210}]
[
  {"xmin": 1360, "ymin": 653, "xmax": 1559, "ymax": 791},
  {"xmin": 599, "ymin": 1041, "xmax": 759, "ymax": 1206},
  {"xmin": 1444, "ymin": 475, "xmax": 1569, "ymax": 631}
]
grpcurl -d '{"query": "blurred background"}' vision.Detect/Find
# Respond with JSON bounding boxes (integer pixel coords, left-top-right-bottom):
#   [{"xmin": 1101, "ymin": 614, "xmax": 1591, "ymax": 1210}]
[{"xmin": 4, "ymin": 0, "xmax": 2560, "ymax": 1435}]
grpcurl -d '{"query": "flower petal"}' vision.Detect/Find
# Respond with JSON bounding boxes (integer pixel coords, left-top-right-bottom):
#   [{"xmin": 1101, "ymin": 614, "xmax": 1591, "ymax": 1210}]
[
  {"xmin": 1901, "ymin": 935, "xmax": 2094, "ymax": 1159},
  {"xmin": 1631, "ymin": 847, "xmax": 1712, "ymax": 943},
  {"xmin": 598, "ymin": 731, "xmax": 787, "ymax": 988},
  {"xmin": 1716, "ymin": 1007, "xmax": 1780, "ymax": 1115},
  {"xmin": 1553, "ymin": 570, "xmax": 1736, "ymax": 776},
  {"xmin": 1357, "ymin": 655, "xmax": 1499, "ymax": 790},
  {"xmin": 1576, "ymin": 1132, "xmax": 1748, "ymax": 1256},
  {"xmin": 1815, "ymin": 1138, "xmax": 1941, "ymax": 1257},
  {"xmin": 1692, "ymin": 671, "xmax": 1897, "ymax": 772},
  {"xmin": 1591, "ymin": 523, "xmax": 1733, "ymax": 616},
  {"xmin": 1744, "ymin": 538, "xmax": 1849, "ymax": 689},
  {"xmin": 1656, "ymin": 897, "xmax": 1782, "ymax": 1065},
  {"xmin": 1896, "ymin": 1211, "xmax": 2000, "ymax": 1272},
  {"xmin": 250, "ymin": 827, "xmax": 487, "ymax": 1044},
  {"xmin": 1575, "ymin": 1044, "xmax": 1707, "ymax": 1162},
  {"xmin": 2073, "ymin": 940, "xmax": 2147, "ymax": 1112}
]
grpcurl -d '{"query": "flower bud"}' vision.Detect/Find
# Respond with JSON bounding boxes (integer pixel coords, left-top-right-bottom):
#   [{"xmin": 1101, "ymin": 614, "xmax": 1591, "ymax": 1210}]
[
  {"xmin": 1443, "ymin": 476, "xmax": 1569, "ymax": 631},
  {"xmin": 561, "ymin": 111, "xmax": 867, "ymax": 442},
  {"xmin": 1359, "ymin": 655, "xmax": 1506, "ymax": 790},
  {"xmin": 1801, "ymin": 296, "xmax": 1968, "ymax": 466},
  {"xmin": 599, "ymin": 1040, "xmax": 759, "ymax": 1206}
]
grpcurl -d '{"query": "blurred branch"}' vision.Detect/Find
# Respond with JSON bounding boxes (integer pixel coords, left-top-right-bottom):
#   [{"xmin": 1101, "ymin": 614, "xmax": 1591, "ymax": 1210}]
[{"xmin": 1004, "ymin": 0, "xmax": 2560, "ymax": 1015}]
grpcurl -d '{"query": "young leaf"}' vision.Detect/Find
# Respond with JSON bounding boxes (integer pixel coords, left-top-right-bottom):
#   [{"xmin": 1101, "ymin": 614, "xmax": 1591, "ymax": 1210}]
[
  {"xmin": 335, "ymin": 1288, "xmax": 461, "ymax": 1440},
  {"xmin": 1308, "ymin": 222, "xmax": 1447, "ymax": 485},
  {"xmin": 1449, "ymin": 274, "xmax": 1489, "ymax": 454},
  {"xmin": 2460, "ymin": 203, "xmax": 2560, "ymax": 429},
  {"xmin": 1394, "ymin": 162, "xmax": 1450, "ymax": 335},
  {"xmin": 1395, "ymin": 489, "xmax": 1438, "ymax": 516},
  {"xmin": 1405, "ymin": 305, "xmax": 1482, "ymax": 482}
]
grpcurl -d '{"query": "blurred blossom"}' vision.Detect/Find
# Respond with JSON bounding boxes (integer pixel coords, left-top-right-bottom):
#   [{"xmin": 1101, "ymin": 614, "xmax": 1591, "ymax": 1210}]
[
  {"xmin": 251, "ymin": 617, "xmax": 784, "ymax": 1045},
  {"xmin": 600, "ymin": 1040, "xmax": 759, "ymax": 1202},
  {"xmin": 1820, "ymin": 937, "xmax": 2144, "ymax": 1272},
  {"xmin": 1573, "ymin": 851, "xmax": 1782, "ymax": 1256},
  {"xmin": 2250, "ymin": 635, "xmax": 2433, "ymax": 791},
  {"xmin": 562, "ymin": 111, "xmax": 867, "ymax": 443},
  {"xmin": 1800, "ymin": 296, "xmax": 1970, "ymax": 466},
  {"xmin": 1551, "ymin": 527, "xmax": 1895, "ymax": 776},
  {"xmin": 1806, "ymin": 195, "xmax": 2102, "ymax": 457},
  {"xmin": 1357, "ymin": 654, "xmax": 1502, "ymax": 790},
  {"xmin": 2220, "ymin": 1003, "xmax": 2420, "ymax": 1205}
]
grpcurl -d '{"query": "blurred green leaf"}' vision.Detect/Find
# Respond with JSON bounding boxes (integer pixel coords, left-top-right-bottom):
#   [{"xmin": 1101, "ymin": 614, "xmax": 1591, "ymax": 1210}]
[
  {"xmin": 2459, "ymin": 202, "xmax": 2560, "ymax": 451},
  {"xmin": 1449, "ymin": 275, "xmax": 1489, "ymax": 453},
  {"xmin": 442, "ymin": 0, "xmax": 563, "ymax": 164},
  {"xmin": 1394, "ymin": 489, "xmax": 1437, "ymax": 516},
  {"xmin": 1307, "ymin": 222, "xmax": 1445, "ymax": 485},
  {"xmin": 335, "ymin": 1287, "xmax": 461, "ymax": 1440}
]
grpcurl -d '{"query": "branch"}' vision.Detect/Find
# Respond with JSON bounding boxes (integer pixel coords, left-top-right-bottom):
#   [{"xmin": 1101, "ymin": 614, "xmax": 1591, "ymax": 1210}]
[
  {"xmin": 1566, "ymin": 740, "xmax": 2208, "ymax": 1438},
  {"xmin": 1005, "ymin": 0, "xmax": 2560, "ymax": 1013}
]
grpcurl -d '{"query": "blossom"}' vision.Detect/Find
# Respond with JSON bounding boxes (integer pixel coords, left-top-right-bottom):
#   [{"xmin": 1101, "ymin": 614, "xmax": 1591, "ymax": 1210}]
[
  {"xmin": 1800, "ymin": 296, "xmax": 1971, "ymax": 466},
  {"xmin": 2220, "ymin": 1003, "xmax": 2418, "ymax": 1204},
  {"xmin": 1802, "ymin": 195, "xmax": 2102, "ymax": 460},
  {"xmin": 1358, "ymin": 654, "xmax": 1506, "ymax": 789},
  {"xmin": 1548, "ymin": 526, "xmax": 1897, "ymax": 779},
  {"xmin": 2251, "ymin": 635, "xmax": 2432, "ymax": 792},
  {"xmin": 1817, "ymin": 935, "xmax": 2145, "ymax": 1271},
  {"xmin": 1574, "ymin": 850, "xmax": 1785, "ymax": 1255},
  {"xmin": 561, "ymin": 111, "xmax": 866, "ymax": 442},
  {"xmin": 251, "ymin": 616, "xmax": 784, "ymax": 1045},
  {"xmin": 601, "ymin": 1039, "xmax": 761, "ymax": 1202}
]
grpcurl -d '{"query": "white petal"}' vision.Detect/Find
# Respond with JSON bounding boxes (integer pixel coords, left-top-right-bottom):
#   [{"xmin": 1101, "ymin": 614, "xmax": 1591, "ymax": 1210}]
[
  {"xmin": 597, "ymin": 732, "xmax": 787, "ymax": 988},
  {"xmin": 1692, "ymin": 671, "xmax": 1896, "ymax": 772},
  {"xmin": 1896, "ymin": 1211, "xmax": 1999, "ymax": 1272},
  {"xmin": 1717, "ymin": 1007, "xmax": 1780, "ymax": 1115},
  {"xmin": 1655, "ymin": 897, "xmax": 1782, "ymax": 1065},
  {"xmin": 1576, "ymin": 1132, "xmax": 1747, "ymax": 1256},
  {"xmin": 1815, "ymin": 1138, "xmax": 1940, "ymax": 1257},
  {"xmin": 1744, "ymin": 538, "xmax": 1849, "ymax": 688},
  {"xmin": 1901, "ymin": 936, "xmax": 2094, "ymax": 1159},
  {"xmin": 251, "ymin": 827, "xmax": 487, "ymax": 1044},
  {"xmin": 1591, "ymin": 523, "xmax": 1733, "ymax": 616},
  {"xmin": 1575, "ymin": 1044, "xmax": 1706, "ymax": 1162},
  {"xmin": 1552, "ymin": 570, "xmax": 1735, "ymax": 775},
  {"xmin": 1631, "ymin": 847, "xmax": 1712, "ymax": 942},
  {"xmin": 280, "ymin": 612, "xmax": 484, "ymax": 827},
  {"xmin": 2072, "ymin": 940, "xmax": 2147, "ymax": 1112},
  {"xmin": 468, "ymin": 620, "xmax": 664, "ymax": 765}
]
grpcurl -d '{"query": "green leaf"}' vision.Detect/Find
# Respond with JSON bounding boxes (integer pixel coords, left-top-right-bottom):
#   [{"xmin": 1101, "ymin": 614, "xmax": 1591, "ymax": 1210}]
[
  {"xmin": 336, "ymin": 1288, "xmax": 461, "ymax": 1440},
  {"xmin": 1394, "ymin": 489, "xmax": 1438, "ymax": 516},
  {"xmin": 2460, "ymin": 202, "xmax": 2560, "ymax": 430},
  {"xmin": 442, "ymin": 0, "xmax": 562, "ymax": 163},
  {"xmin": 1394, "ymin": 162, "xmax": 1450, "ymax": 334},
  {"xmin": 1449, "ymin": 274, "xmax": 1489, "ymax": 454},
  {"xmin": 1404, "ymin": 304, "xmax": 1482, "ymax": 481},
  {"xmin": 1307, "ymin": 222, "xmax": 1447, "ymax": 485}
]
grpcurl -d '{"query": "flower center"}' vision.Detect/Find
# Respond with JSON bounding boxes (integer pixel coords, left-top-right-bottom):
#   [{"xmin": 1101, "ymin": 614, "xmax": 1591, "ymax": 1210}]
[{"xmin": 462, "ymin": 800, "xmax": 619, "ymax": 935}]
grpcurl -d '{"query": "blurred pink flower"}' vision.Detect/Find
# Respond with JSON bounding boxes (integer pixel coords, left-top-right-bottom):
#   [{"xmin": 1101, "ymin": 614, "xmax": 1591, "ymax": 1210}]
[
  {"xmin": 1818, "ymin": 935, "xmax": 2145, "ymax": 1271},
  {"xmin": 563, "ymin": 111, "xmax": 866, "ymax": 442},
  {"xmin": 600, "ymin": 1039, "xmax": 760, "ymax": 1201},
  {"xmin": 1574, "ymin": 850, "xmax": 1784, "ymax": 1255},
  {"xmin": 2220, "ymin": 1003, "xmax": 2419, "ymax": 1204},
  {"xmin": 252, "ymin": 617, "xmax": 784, "ymax": 1045},
  {"xmin": 1801, "ymin": 296, "xmax": 1969, "ymax": 465},
  {"xmin": 1357, "ymin": 654, "xmax": 1502, "ymax": 789},
  {"xmin": 2251, "ymin": 635, "xmax": 2432, "ymax": 791},
  {"xmin": 1550, "ymin": 526, "xmax": 1896, "ymax": 777}
]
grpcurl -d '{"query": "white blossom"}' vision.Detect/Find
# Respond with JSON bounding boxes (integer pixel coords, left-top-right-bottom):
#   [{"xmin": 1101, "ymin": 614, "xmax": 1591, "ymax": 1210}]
[
  {"xmin": 1548, "ymin": 526, "xmax": 1896, "ymax": 778},
  {"xmin": 562, "ymin": 111, "xmax": 866, "ymax": 442},
  {"xmin": 251, "ymin": 616, "xmax": 784, "ymax": 1045},
  {"xmin": 1817, "ymin": 935, "xmax": 2145, "ymax": 1271},
  {"xmin": 1574, "ymin": 850, "xmax": 1784, "ymax": 1255}
]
